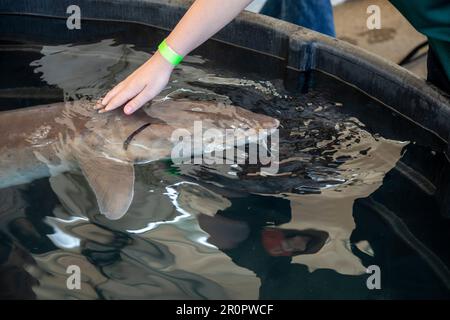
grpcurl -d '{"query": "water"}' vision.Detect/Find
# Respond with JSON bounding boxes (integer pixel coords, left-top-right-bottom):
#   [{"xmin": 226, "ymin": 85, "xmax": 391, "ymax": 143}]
[{"xmin": 1, "ymin": 15, "xmax": 450, "ymax": 299}]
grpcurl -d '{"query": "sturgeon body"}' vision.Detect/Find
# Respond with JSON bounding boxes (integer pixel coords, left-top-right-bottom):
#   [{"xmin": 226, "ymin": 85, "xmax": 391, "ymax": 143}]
[{"xmin": 0, "ymin": 99, "xmax": 279, "ymax": 219}]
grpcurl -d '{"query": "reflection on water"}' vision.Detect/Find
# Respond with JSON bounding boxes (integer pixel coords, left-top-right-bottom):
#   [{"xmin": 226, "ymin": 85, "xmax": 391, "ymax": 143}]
[{"xmin": 1, "ymin": 15, "xmax": 450, "ymax": 299}]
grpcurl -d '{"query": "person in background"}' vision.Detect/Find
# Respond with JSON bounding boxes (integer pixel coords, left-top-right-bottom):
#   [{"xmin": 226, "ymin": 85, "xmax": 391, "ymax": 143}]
[
  {"xmin": 390, "ymin": 0, "xmax": 450, "ymax": 93},
  {"xmin": 96, "ymin": 0, "xmax": 449, "ymax": 115},
  {"xmin": 260, "ymin": 0, "xmax": 335, "ymax": 37}
]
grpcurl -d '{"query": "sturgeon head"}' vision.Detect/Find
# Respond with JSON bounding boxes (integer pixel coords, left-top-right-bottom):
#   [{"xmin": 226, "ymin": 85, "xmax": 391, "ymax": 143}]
[{"xmin": 62, "ymin": 99, "xmax": 279, "ymax": 220}]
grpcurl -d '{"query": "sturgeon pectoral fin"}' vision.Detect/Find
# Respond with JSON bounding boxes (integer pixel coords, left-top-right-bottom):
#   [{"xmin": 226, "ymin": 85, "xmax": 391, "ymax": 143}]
[{"xmin": 76, "ymin": 155, "xmax": 135, "ymax": 220}]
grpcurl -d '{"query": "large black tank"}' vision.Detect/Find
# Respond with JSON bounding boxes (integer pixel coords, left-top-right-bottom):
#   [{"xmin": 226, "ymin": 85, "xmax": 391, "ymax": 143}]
[{"xmin": 1, "ymin": 0, "xmax": 450, "ymax": 294}]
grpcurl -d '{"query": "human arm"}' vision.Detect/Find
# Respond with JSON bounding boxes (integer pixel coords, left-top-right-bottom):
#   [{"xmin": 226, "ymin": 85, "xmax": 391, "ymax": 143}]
[{"xmin": 98, "ymin": 0, "xmax": 253, "ymax": 114}]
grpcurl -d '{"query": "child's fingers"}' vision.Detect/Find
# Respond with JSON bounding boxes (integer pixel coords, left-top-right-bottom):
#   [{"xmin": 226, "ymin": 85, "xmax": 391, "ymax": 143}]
[
  {"xmin": 103, "ymin": 84, "xmax": 144, "ymax": 112},
  {"xmin": 101, "ymin": 82, "xmax": 125, "ymax": 106},
  {"xmin": 123, "ymin": 86, "xmax": 154, "ymax": 115},
  {"xmin": 94, "ymin": 101, "xmax": 105, "ymax": 110}
]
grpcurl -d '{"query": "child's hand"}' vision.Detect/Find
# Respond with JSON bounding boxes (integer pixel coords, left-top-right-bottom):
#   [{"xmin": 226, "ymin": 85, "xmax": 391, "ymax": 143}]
[
  {"xmin": 97, "ymin": 51, "xmax": 174, "ymax": 115},
  {"xmin": 97, "ymin": 0, "xmax": 253, "ymax": 114}
]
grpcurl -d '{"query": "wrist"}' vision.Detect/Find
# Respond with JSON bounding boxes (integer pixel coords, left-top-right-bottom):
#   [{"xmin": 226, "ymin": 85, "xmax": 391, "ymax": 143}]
[
  {"xmin": 165, "ymin": 37, "xmax": 188, "ymax": 58},
  {"xmin": 149, "ymin": 51, "xmax": 176, "ymax": 72},
  {"xmin": 158, "ymin": 39, "xmax": 184, "ymax": 66}
]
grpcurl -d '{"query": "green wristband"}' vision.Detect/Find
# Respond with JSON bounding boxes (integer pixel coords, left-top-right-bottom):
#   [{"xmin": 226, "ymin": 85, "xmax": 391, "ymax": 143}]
[{"xmin": 158, "ymin": 39, "xmax": 183, "ymax": 66}]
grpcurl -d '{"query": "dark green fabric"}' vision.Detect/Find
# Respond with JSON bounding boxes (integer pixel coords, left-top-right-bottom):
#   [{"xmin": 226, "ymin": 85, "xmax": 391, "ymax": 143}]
[{"xmin": 390, "ymin": 0, "xmax": 450, "ymax": 81}]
